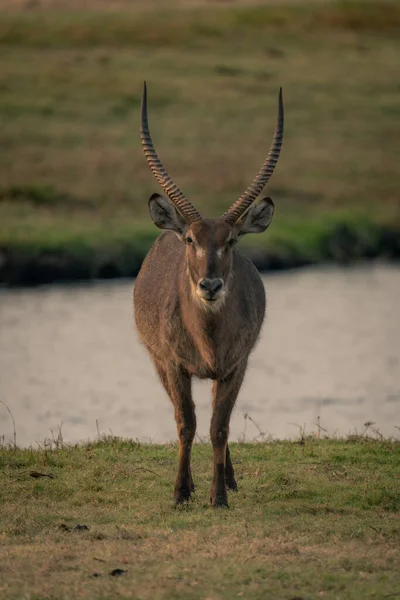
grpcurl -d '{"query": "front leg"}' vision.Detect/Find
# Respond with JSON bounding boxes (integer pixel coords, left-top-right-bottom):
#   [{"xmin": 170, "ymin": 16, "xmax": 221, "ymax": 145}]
[
  {"xmin": 153, "ymin": 360, "xmax": 196, "ymax": 504},
  {"xmin": 210, "ymin": 361, "xmax": 247, "ymax": 508},
  {"xmin": 225, "ymin": 444, "xmax": 238, "ymax": 491}
]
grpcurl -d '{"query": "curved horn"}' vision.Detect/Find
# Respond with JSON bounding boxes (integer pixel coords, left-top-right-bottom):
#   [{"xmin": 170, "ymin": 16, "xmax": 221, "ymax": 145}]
[
  {"xmin": 140, "ymin": 81, "xmax": 202, "ymax": 224},
  {"xmin": 222, "ymin": 88, "xmax": 284, "ymax": 225}
]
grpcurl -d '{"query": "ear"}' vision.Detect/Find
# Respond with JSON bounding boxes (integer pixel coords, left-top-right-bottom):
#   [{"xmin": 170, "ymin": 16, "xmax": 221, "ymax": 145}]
[
  {"xmin": 148, "ymin": 193, "xmax": 188, "ymax": 239},
  {"xmin": 235, "ymin": 197, "xmax": 274, "ymax": 236}
]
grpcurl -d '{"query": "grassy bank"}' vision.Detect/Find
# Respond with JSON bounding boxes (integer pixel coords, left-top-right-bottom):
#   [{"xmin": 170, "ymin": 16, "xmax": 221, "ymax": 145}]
[
  {"xmin": 1, "ymin": 438, "xmax": 399, "ymax": 599},
  {"xmin": 0, "ymin": 0, "xmax": 399, "ymax": 284}
]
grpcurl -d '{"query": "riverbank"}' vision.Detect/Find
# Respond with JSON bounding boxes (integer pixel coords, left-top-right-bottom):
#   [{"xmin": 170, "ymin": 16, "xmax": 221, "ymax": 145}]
[
  {"xmin": 1, "ymin": 216, "xmax": 399, "ymax": 286},
  {"xmin": 1, "ymin": 438, "xmax": 399, "ymax": 599},
  {"xmin": 1, "ymin": 1, "xmax": 399, "ymax": 285}
]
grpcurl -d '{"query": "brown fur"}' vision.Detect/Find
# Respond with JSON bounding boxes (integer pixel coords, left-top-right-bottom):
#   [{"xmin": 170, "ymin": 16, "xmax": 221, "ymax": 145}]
[
  {"xmin": 136, "ymin": 82, "xmax": 282, "ymax": 506},
  {"xmin": 134, "ymin": 205, "xmax": 270, "ymax": 507}
]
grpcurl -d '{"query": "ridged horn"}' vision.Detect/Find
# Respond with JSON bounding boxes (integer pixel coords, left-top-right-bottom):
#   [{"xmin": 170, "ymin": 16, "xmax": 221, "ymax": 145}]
[
  {"xmin": 140, "ymin": 81, "xmax": 202, "ymax": 224},
  {"xmin": 222, "ymin": 88, "xmax": 284, "ymax": 225}
]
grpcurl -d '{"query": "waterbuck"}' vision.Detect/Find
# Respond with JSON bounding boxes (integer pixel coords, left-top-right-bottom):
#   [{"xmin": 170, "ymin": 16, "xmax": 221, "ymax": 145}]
[{"xmin": 134, "ymin": 82, "xmax": 284, "ymax": 507}]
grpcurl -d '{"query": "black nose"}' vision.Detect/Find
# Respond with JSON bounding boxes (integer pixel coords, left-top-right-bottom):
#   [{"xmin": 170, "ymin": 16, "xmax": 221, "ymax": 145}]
[{"xmin": 199, "ymin": 278, "xmax": 223, "ymax": 296}]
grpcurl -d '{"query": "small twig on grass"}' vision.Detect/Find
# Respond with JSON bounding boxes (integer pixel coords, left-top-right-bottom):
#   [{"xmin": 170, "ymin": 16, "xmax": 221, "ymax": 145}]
[
  {"xmin": 243, "ymin": 521, "xmax": 249, "ymax": 538},
  {"xmin": 247, "ymin": 414, "xmax": 267, "ymax": 441},
  {"xmin": 110, "ymin": 569, "xmax": 127, "ymax": 577},
  {"xmin": 94, "ymin": 557, "xmax": 106, "ymax": 563},
  {"xmin": 371, "ymin": 427, "xmax": 384, "ymax": 441},
  {"xmin": 368, "ymin": 525, "xmax": 382, "ymax": 534},
  {"xmin": 0, "ymin": 401, "xmax": 17, "ymax": 449},
  {"xmin": 2, "ymin": 468, "xmax": 53, "ymax": 480},
  {"xmin": 49, "ymin": 423, "xmax": 65, "ymax": 449},
  {"xmin": 242, "ymin": 413, "xmax": 248, "ymax": 442},
  {"xmin": 362, "ymin": 421, "xmax": 375, "ymax": 437},
  {"xmin": 96, "ymin": 419, "xmax": 101, "ymax": 440},
  {"xmin": 29, "ymin": 471, "xmax": 54, "ymax": 479},
  {"xmin": 131, "ymin": 466, "xmax": 161, "ymax": 478},
  {"xmin": 315, "ymin": 415, "xmax": 328, "ymax": 438},
  {"xmin": 241, "ymin": 413, "xmax": 267, "ymax": 442},
  {"xmin": 289, "ymin": 422, "xmax": 307, "ymax": 445}
]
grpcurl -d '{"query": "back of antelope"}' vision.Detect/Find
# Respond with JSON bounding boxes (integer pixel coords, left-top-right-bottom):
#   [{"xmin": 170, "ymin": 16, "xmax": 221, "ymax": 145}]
[{"xmin": 134, "ymin": 82, "xmax": 284, "ymax": 507}]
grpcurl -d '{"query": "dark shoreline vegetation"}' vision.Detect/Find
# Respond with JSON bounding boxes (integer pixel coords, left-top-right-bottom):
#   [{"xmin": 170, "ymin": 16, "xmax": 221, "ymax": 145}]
[
  {"xmin": 1, "ymin": 436, "xmax": 399, "ymax": 599},
  {"xmin": 2, "ymin": 213, "xmax": 400, "ymax": 286},
  {"xmin": 0, "ymin": 0, "xmax": 399, "ymax": 286},
  {"xmin": 1, "ymin": 218, "xmax": 400, "ymax": 286}
]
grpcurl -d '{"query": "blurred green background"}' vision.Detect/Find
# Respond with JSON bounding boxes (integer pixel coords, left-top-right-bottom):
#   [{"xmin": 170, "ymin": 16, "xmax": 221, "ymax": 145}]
[{"xmin": 0, "ymin": 0, "xmax": 399, "ymax": 284}]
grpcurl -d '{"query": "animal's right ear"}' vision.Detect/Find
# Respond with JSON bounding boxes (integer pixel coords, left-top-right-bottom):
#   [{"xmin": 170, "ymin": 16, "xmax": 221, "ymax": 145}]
[{"xmin": 148, "ymin": 193, "xmax": 188, "ymax": 239}]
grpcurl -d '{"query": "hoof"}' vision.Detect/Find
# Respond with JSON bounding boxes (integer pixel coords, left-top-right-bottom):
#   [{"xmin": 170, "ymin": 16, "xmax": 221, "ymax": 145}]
[
  {"xmin": 174, "ymin": 482, "xmax": 192, "ymax": 504},
  {"xmin": 174, "ymin": 492, "xmax": 191, "ymax": 504},
  {"xmin": 211, "ymin": 498, "xmax": 229, "ymax": 508},
  {"xmin": 210, "ymin": 494, "xmax": 229, "ymax": 508},
  {"xmin": 226, "ymin": 476, "xmax": 238, "ymax": 492}
]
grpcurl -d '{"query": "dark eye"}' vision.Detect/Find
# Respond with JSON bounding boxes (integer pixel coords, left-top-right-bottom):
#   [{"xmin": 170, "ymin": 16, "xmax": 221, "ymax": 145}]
[
  {"xmin": 185, "ymin": 237, "xmax": 193, "ymax": 245},
  {"xmin": 228, "ymin": 238, "xmax": 236, "ymax": 247}
]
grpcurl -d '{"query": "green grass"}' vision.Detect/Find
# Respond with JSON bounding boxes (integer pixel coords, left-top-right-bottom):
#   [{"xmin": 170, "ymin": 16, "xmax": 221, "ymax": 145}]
[
  {"xmin": 1, "ymin": 438, "xmax": 399, "ymax": 599},
  {"xmin": 0, "ymin": 0, "xmax": 399, "ymax": 283}
]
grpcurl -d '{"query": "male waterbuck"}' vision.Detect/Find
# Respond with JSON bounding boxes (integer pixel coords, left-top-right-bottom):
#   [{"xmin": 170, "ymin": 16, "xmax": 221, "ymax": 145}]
[{"xmin": 134, "ymin": 82, "xmax": 284, "ymax": 507}]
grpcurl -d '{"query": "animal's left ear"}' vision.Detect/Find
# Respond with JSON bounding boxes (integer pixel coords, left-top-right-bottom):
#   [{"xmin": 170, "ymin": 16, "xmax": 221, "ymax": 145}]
[{"xmin": 235, "ymin": 197, "xmax": 274, "ymax": 236}]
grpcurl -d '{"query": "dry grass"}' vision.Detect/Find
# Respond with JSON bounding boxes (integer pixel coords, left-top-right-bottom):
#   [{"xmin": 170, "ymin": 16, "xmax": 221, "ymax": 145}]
[{"xmin": 1, "ymin": 437, "xmax": 399, "ymax": 599}]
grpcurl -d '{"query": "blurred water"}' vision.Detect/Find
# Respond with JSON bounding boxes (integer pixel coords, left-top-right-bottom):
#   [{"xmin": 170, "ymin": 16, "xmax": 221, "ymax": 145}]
[{"xmin": 0, "ymin": 264, "xmax": 399, "ymax": 447}]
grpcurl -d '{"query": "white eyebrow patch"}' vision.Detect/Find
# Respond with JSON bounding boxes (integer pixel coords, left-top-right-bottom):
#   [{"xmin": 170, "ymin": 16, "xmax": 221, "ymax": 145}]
[{"xmin": 196, "ymin": 247, "xmax": 206, "ymax": 258}]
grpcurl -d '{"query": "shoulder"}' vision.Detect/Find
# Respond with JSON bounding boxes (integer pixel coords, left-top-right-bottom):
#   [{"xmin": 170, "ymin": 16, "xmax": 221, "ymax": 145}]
[{"xmin": 233, "ymin": 250, "xmax": 263, "ymax": 283}]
